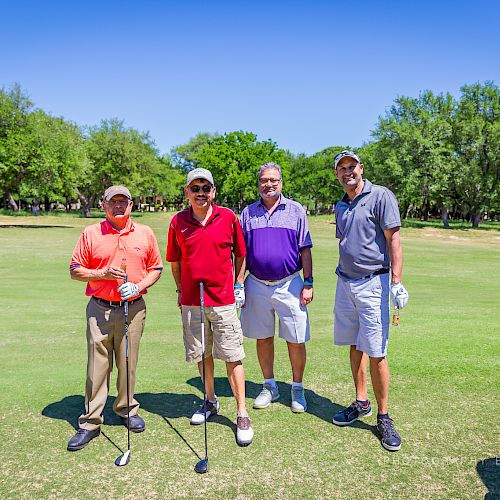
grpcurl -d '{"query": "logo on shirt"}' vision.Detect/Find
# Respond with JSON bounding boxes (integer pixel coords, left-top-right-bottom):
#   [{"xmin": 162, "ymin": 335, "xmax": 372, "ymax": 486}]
[{"xmin": 181, "ymin": 228, "xmax": 189, "ymax": 233}]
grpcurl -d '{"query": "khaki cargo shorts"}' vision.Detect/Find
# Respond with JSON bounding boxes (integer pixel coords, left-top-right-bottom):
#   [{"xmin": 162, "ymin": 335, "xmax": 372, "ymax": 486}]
[{"xmin": 181, "ymin": 304, "xmax": 245, "ymax": 363}]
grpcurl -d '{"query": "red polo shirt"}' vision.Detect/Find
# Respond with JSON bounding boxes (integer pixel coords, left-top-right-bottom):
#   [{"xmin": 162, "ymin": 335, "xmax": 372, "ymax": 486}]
[{"xmin": 166, "ymin": 204, "xmax": 246, "ymax": 306}]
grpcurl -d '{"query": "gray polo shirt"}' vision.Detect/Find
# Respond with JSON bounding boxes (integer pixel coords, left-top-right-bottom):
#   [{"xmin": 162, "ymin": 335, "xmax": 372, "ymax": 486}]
[{"xmin": 335, "ymin": 179, "xmax": 401, "ymax": 280}]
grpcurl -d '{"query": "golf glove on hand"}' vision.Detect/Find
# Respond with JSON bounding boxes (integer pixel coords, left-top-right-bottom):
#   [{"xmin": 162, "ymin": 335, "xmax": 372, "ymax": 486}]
[
  {"xmin": 234, "ymin": 284, "xmax": 245, "ymax": 308},
  {"xmin": 118, "ymin": 282, "xmax": 139, "ymax": 301},
  {"xmin": 390, "ymin": 282, "xmax": 409, "ymax": 309}
]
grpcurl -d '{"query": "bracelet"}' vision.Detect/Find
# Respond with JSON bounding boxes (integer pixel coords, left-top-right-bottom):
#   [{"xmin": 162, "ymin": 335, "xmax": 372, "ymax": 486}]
[{"xmin": 303, "ymin": 282, "xmax": 313, "ymax": 287}]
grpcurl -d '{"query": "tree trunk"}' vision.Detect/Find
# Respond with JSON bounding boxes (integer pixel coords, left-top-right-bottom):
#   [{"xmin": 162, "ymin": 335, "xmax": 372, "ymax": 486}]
[
  {"xmin": 6, "ymin": 191, "xmax": 18, "ymax": 211},
  {"xmin": 440, "ymin": 206, "xmax": 449, "ymax": 229},
  {"xmin": 79, "ymin": 194, "xmax": 94, "ymax": 218},
  {"xmin": 471, "ymin": 211, "xmax": 481, "ymax": 228},
  {"xmin": 44, "ymin": 197, "xmax": 50, "ymax": 212}
]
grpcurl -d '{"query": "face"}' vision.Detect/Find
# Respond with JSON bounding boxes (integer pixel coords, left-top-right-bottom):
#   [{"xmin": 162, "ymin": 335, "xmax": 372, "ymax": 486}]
[
  {"xmin": 258, "ymin": 167, "xmax": 282, "ymax": 201},
  {"xmin": 185, "ymin": 179, "xmax": 215, "ymax": 208},
  {"xmin": 335, "ymin": 157, "xmax": 364, "ymax": 191},
  {"xmin": 103, "ymin": 195, "xmax": 132, "ymax": 222}
]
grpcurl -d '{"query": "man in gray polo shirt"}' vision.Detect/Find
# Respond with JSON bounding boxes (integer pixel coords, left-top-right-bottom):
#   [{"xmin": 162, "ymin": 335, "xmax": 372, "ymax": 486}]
[{"xmin": 331, "ymin": 150, "xmax": 409, "ymax": 452}]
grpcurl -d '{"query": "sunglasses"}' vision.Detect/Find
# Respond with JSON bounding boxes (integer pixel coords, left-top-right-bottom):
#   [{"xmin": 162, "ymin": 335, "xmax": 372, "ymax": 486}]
[{"xmin": 188, "ymin": 184, "xmax": 214, "ymax": 193}]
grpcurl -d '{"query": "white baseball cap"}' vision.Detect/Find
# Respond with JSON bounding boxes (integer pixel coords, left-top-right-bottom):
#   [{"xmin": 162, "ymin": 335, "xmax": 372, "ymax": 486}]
[{"xmin": 186, "ymin": 168, "xmax": 214, "ymax": 186}]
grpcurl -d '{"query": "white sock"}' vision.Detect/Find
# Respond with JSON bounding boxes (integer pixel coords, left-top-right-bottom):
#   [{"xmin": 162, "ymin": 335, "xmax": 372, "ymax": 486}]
[
  {"xmin": 237, "ymin": 410, "xmax": 249, "ymax": 418},
  {"xmin": 208, "ymin": 395, "xmax": 217, "ymax": 403},
  {"xmin": 264, "ymin": 378, "xmax": 277, "ymax": 388},
  {"xmin": 292, "ymin": 382, "xmax": 303, "ymax": 390}
]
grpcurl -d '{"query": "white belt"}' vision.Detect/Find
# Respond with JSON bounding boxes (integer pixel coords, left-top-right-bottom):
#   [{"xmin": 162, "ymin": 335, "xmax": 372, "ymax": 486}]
[{"xmin": 249, "ymin": 271, "xmax": 300, "ymax": 286}]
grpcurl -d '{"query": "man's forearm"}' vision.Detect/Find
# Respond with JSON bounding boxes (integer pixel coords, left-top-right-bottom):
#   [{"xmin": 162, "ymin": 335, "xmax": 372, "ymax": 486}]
[
  {"xmin": 300, "ymin": 247, "xmax": 313, "ymax": 278},
  {"xmin": 234, "ymin": 256, "xmax": 246, "ymax": 284},
  {"xmin": 136, "ymin": 269, "xmax": 162, "ymax": 293},
  {"xmin": 170, "ymin": 261, "xmax": 182, "ymax": 289},
  {"xmin": 386, "ymin": 229, "xmax": 403, "ymax": 283}
]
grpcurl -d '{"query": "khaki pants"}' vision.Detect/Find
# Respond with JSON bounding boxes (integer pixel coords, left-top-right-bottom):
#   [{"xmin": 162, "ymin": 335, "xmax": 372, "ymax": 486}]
[{"xmin": 79, "ymin": 297, "xmax": 146, "ymax": 431}]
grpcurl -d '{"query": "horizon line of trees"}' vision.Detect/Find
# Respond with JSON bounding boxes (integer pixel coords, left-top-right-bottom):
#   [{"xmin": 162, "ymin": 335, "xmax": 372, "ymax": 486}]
[{"xmin": 1, "ymin": 81, "xmax": 498, "ymax": 227}]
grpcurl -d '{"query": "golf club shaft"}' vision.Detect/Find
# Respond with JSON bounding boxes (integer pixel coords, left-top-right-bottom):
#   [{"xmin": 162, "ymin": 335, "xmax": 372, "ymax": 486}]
[
  {"xmin": 124, "ymin": 274, "xmax": 130, "ymax": 452},
  {"xmin": 199, "ymin": 282, "xmax": 207, "ymax": 460}
]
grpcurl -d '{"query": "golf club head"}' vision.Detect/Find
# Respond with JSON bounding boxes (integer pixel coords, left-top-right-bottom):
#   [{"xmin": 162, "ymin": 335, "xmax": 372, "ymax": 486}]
[
  {"xmin": 115, "ymin": 449, "xmax": 131, "ymax": 467},
  {"xmin": 194, "ymin": 458, "xmax": 208, "ymax": 474}
]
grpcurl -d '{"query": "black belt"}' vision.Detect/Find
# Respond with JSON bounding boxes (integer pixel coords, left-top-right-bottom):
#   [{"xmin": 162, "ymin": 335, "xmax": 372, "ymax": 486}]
[
  {"xmin": 93, "ymin": 296, "xmax": 143, "ymax": 307},
  {"xmin": 361, "ymin": 268, "xmax": 389, "ymax": 279}
]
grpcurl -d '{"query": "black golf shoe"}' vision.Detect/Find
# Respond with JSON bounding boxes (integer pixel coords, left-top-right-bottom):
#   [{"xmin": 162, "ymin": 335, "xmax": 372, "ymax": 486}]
[
  {"xmin": 120, "ymin": 414, "xmax": 145, "ymax": 433},
  {"xmin": 377, "ymin": 416, "xmax": 402, "ymax": 451},
  {"xmin": 67, "ymin": 428, "xmax": 100, "ymax": 451}
]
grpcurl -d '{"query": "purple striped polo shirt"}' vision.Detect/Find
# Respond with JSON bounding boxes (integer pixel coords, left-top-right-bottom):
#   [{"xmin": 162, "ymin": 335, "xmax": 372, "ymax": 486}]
[{"xmin": 240, "ymin": 195, "xmax": 313, "ymax": 281}]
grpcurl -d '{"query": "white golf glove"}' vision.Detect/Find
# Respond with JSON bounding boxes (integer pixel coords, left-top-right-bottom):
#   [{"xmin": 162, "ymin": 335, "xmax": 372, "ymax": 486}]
[
  {"xmin": 390, "ymin": 282, "xmax": 409, "ymax": 309},
  {"xmin": 234, "ymin": 284, "xmax": 245, "ymax": 308},
  {"xmin": 118, "ymin": 282, "xmax": 140, "ymax": 301}
]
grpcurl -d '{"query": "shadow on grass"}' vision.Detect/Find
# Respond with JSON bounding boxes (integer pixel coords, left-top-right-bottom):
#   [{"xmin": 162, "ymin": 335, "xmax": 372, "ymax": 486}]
[
  {"xmin": 476, "ymin": 458, "xmax": 500, "ymax": 499},
  {"xmin": 186, "ymin": 376, "xmax": 378, "ymax": 437}
]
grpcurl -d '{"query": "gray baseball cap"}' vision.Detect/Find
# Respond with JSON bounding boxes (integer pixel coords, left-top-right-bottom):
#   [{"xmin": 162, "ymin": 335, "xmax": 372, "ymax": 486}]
[
  {"xmin": 103, "ymin": 185, "xmax": 132, "ymax": 201},
  {"xmin": 186, "ymin": 168, "xmax": 214, "ymax": 186},
  {"xmin": 334, "ymin": 150, "xmax": 361, "ymax": 169}
]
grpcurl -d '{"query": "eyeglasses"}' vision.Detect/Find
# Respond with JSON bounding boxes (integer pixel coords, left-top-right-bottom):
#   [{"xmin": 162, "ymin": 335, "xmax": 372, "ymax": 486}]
[
  {"xmin": 188, "ymin": 184, "xmax": 214, "ymax": 193},
  {"xmin": 259, "ymin": 178, "xmax": 281, "ymax": 185},
  {"xmin": 106, "ymin": 199, "xmax": 130, "ymax": 205}
]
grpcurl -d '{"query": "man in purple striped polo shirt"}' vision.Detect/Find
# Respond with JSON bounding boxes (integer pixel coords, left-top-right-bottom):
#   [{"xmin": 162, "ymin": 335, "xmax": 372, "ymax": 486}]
[{"xmin": 240, "ymin": 162, "xmax": 314, "ymax": 413}]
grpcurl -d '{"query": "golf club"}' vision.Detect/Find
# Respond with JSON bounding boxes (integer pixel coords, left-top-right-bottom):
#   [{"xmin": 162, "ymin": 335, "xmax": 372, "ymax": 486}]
[
  {"xmin": 115, "ymin": 265, "xmax": 131, "ymax": 467},
  {"xmin": 194, "ymin": 281, "xmax": 208, "ymax": 474}
]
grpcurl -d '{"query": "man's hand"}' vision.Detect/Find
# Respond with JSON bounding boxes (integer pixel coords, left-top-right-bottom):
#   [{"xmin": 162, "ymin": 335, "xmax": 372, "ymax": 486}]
[
  {"xmin": 234, "ymin": 284, "xmax": 245, "ymax": 308},
  {"xmin": 390, "ymin": 282, "xmax": 409, "ymax": 309},
  {"xmin": 102, "ymin": 265, "xmax": 127, "ymax": 281},
  {"xmin": 118, "ymin": 282, "xmax": 140, "ymax": 301},
  {"xmin": 300, "ymin": 286, "xmax": 313, "ymax": 307}
]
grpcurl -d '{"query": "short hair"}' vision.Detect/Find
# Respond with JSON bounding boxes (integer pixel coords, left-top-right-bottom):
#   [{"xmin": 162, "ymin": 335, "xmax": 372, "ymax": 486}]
[{"xmin": 258, "ymin": 162, "xmax": 282, "ymax": 179}]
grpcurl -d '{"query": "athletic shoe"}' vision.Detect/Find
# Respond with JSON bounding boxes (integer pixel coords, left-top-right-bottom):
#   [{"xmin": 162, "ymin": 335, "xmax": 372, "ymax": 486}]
[
  {"xmin": 236, "ymin": 416, "xmax": 254, "ymax": 446},
  {"xmin": 332, "ymin": 400, "xmax": 372, "ymax": 426},
  {"xmin": 290, "ymin": 387, "xmax": 307, "ymax": 413},
  {"xmin": 120, "ymin": 414, "xmax": 145, "ymax": 433},
  {"xmin": 377, "ymin": 417, "xmax": 402, "ymax": 451},
  {"xmin": 191, "ymin": 399, "xmax": 220, "ymax": 425},
  {"xmin": 67, "ymin": 428, "xmax": 100, "ymax": 451},
  {"xmin": 253, "ymin": 383, "xmax": 280, "ymax": 409}
]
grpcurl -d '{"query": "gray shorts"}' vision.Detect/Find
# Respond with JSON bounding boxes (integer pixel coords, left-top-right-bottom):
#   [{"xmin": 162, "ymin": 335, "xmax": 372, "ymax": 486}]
[
  {"xmin": 334, "ymin": 273, "xmax": 390, "ymax": 357},
  {"xmin": 182, "ymin": 304, "xmax": 245, "ymax": 363},
  {"xmin": 240, "ymin": 273, "xmax": 310, "ymax": 344}
]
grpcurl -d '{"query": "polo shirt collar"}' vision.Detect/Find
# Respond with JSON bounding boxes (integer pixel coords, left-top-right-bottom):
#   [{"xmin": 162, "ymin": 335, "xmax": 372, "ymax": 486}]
[
  {"xmin": 258, "ymin": 194, "xmax": 288, "ymax": 210},
  {"xmin": 103, "ymin": 217, "xmax": 135, "ymax": 234},
  {"xmin": 341, "ymin": 179, "xmax": 373, "ymax": 204},
  {"xmin": 188, "ymin": 202, "xmax": 221, "ymax": 225}
]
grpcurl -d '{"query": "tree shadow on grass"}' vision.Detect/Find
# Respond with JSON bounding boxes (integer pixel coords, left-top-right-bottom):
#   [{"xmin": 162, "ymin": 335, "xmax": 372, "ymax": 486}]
[
  {"xmin": 186, "ymin": 377, "xmax": 378, "ymax": 438},
  {"xmin": 476, "ymin": 458, "xmax": 500, "ymax": 499}
]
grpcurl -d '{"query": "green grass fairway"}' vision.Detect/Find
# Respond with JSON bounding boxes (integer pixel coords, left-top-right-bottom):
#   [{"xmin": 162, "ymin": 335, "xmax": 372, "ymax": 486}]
[{"xmin": 0, "ymin": 213, "xmax": 498, "ymax": 498}]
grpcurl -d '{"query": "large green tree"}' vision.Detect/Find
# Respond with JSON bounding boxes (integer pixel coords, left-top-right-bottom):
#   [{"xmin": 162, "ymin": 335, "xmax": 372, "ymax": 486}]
[
  {"xmin": 174, "ymin": 131, "xmax": 288, "ymax": 210},
  {"xmin": 370, "ymin": 90, "xmax": 456, "ymax": 226},
  {"xmin": 452, "ymin": 81, "xmax": 500, "ymax": 227},
  {"xmin": 80, "ymin": 119, "xmax": 164, "ymax": 216}
]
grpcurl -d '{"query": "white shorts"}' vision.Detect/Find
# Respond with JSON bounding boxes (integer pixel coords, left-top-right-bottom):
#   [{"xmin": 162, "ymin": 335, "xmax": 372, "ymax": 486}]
[
  {"xmin": 334, "ymin": 273, "xmax": 390, "ymax": 357},
  {"xmin": 240, "ymin": 273, "xmax": 310, "ymax": 344}
]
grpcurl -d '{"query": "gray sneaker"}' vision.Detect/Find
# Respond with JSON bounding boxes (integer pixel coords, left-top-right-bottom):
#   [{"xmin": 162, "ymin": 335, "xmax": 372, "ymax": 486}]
[
  {"xmin": 291, "ymin": 387, "xmax": 307, "ymax": 413},
  {"xmin": 253, "ymin": 383, "xmax": 280, "ymax": 409}
]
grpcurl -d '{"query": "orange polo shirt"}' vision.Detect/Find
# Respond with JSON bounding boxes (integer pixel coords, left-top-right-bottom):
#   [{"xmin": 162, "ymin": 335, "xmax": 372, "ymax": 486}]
[{"xmin": 70, "ymin": 218, "xmax": 163, "ymax": 302}]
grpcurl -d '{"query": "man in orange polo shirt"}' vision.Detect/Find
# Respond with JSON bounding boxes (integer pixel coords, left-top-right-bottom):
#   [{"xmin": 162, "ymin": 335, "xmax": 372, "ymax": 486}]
[{"xmin": 67, "ymin": 185, "xmax": 163, "ymax": 451}]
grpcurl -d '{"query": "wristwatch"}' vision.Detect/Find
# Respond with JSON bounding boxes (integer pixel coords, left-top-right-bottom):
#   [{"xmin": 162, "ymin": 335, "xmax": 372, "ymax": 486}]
[{"xmin": 303, "ymin": 276, "xmax": 314, "ymax": 286}]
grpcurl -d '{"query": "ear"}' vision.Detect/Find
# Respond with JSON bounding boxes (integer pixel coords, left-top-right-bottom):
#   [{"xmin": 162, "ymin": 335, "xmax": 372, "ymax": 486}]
[{"xmin": 212, "ymin": 187, "xmax": 216, "ymax": 200}]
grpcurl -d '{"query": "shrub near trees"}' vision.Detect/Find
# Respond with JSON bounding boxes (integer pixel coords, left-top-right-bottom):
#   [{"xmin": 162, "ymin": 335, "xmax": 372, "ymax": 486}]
[{"xmin": 1, "ymin": 81, "xmax": 498, "ymax": 226}]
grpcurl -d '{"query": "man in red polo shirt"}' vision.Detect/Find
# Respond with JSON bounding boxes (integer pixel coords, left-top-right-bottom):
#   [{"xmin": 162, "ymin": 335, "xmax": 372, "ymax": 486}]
[
  {"xmin": 167, "ymin": 168, "xmax": 254, "ymax": 446},
  {"xmin": 68, "ymin": 185, "xmax": 163, "ymax": 451}
]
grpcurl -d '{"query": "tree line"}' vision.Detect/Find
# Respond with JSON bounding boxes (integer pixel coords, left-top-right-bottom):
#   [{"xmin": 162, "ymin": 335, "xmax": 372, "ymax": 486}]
[{"xmin": 1, "ymin": 81, "xmax": 498, "ymax": 227}]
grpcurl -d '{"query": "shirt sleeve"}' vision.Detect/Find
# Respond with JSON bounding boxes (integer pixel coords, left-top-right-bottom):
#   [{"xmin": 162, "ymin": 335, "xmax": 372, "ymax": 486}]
[
  {"xmin": 166, "ymin": 216, "xmax": 181, "ymax": 262},
  {"xmin": 232, "ymin": 215, "xmax": 247, "ymax": 258},
  {"xmin": 69, "ymin": 228, "xmax": 90, "ymax": 270},
  {"xmin": 376, "ymin": 188, "xmax": 401, "ymax": 230},
  {"xmin": 146, "ymin": 227, "xmax": 164, "ymax": 271},
  {"xmin": 296, "ymin": 205, "xmax": 313, "ymax": 249},
  {"xmin": 239, "ymin": 208, "xmax": 248, "ymax": 240}
]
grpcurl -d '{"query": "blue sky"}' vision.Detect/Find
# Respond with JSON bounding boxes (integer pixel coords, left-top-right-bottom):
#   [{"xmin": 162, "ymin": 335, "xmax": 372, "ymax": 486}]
[{"xmin": 1, "ymin": 0, "xmax": 499, "ymax": 155}]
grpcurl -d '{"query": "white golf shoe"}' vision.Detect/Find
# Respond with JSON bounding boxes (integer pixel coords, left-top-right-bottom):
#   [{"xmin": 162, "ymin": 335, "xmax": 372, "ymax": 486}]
[
  {"xmin": 191, "ymin": 399, "xmax": 220, "ymax": 425},
  {"xmin": 236, "ymin": 416, "xmax": 254, "ymax": 446}
]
